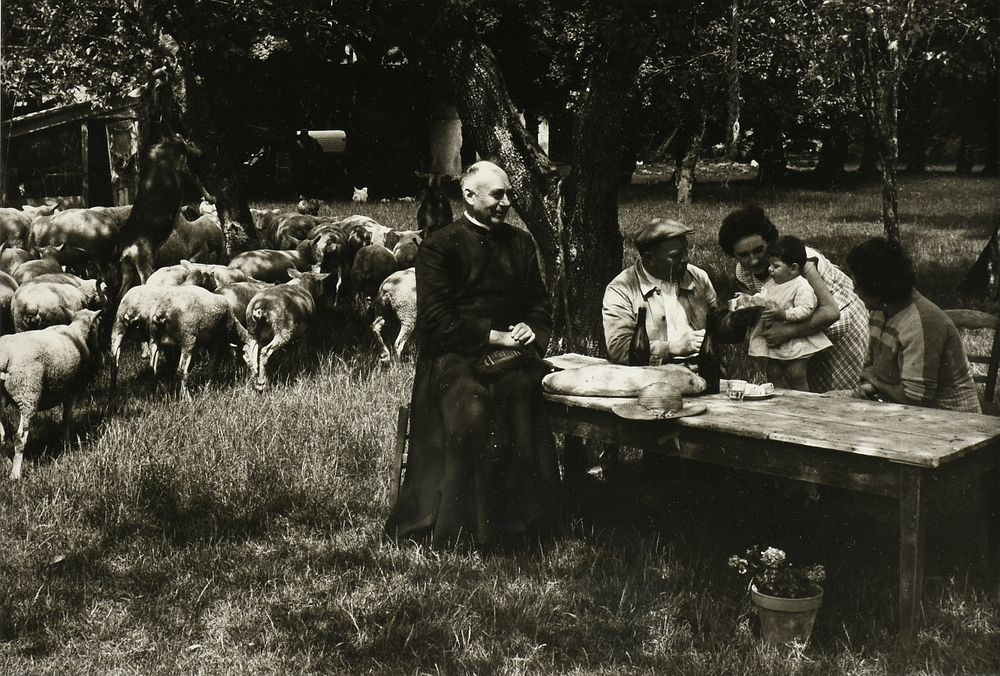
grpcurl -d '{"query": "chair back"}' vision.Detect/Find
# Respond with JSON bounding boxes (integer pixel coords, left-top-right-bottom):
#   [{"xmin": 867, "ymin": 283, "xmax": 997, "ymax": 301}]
[{"xmin": 944, "ymin": 309, "xmax": 999, "ymax": 413}]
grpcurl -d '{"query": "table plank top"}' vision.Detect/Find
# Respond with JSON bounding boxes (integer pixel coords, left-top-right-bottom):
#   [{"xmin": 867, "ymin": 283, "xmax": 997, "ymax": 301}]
[{"xmin": 544, "ymin": 388, "xmax": 1000, "ymax": 468}]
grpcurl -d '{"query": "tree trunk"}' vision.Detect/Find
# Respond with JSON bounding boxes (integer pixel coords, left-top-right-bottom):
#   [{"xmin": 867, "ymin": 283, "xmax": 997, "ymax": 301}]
[
  {"xmin": 900, "ymin": 64, "xmax": 931, "ymax": 175},
  {"xmin": 676, "ymin": 109, "xmax": 707, "ymax": 204},
  {"xmin": 982, "ymin": 87, "xmax": 999, "ymax": 176},
  {"xmin": 563, "ymin": 6, "xmax": 651, "ymax": 353},
  {"xmin": 858, "ymin": 123, "xmax": 880, "ymax": 178},
  {"xmin": 813, "ymin": 122, "xmax": 848, "ymax": 185},
  {"xmin": 960, "ymin": 224, "xmax": 1000, "ymax": 299},
  {"xmin": 725, "ymin": 0, "xmax": 741, "ymax": 161},
  {"xmin": 877, "ymin": 77, "xmax": 901, "ymax": 244}
]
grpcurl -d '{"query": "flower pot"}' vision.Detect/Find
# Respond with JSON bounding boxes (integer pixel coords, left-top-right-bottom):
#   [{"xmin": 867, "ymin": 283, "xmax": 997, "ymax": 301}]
[{"xmin": 750, "ymin": 583, "xmax": 823, "ymax": 645}]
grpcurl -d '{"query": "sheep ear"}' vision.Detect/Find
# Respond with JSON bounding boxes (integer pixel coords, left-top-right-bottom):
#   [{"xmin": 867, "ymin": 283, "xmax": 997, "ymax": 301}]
[
  {"xmin": 181, "ymin": 259, "xmax": 192, "ymax": 269},
  {"xmin": 288, "ymin": 268, "xmax": 302, "ymax": 279}
]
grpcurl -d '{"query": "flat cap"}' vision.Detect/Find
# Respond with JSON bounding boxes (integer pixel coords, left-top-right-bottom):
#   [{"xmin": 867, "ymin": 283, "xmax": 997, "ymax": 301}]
[{"xmin": 633, "ymin": 218, "xmax": 693, "ymax": 248}]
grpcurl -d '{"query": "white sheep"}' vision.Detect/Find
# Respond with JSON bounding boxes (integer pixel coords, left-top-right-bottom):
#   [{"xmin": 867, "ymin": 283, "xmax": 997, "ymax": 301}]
[
  {"xmin": 371, "ymin": 267, "xmax": 417, "ymax": 363},
  {"xmin": 147, "ymin": 261, "xmax": 250, "ymax": 288},
  {"xmin": 148, "ymin": 285, "xmax": 249, "ymax": 401},
  {"xmin": 244, "ymin": 269, "xmax": 328, "ymax": 391},
  {"xmin": 110, "ymin": 284, "xmax": 176, "ymax": 387},
  {"xmin": 0, "ymin": 308, "xmax": 103, "ymax": 479},
  {"xmin": 11, "ymin": 279, "xmax": 106, "ymax": 332},
  {"xmin": 391, "ymin": 230, "xmax": 422, "ymax": 269}
]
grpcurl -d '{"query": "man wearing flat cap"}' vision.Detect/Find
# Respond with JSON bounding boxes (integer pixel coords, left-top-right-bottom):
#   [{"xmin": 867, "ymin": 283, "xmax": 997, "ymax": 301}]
[{"xmin": 603, "ymin": 218, "xmax": 736, "ymax": 364}]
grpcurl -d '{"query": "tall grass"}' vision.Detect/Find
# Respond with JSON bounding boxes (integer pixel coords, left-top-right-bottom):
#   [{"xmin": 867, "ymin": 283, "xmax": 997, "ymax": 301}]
[{"xmin": 0, "ymin": 173, "xmax": 997, "ymax": 673}]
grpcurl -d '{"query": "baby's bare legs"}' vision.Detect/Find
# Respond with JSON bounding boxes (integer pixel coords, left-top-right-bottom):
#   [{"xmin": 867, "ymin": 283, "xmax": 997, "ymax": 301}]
[
  {"xmin": 783, "ymin": 358, "xmax": 810, "ymax": 391},
  {"xmin": 765, "ymin": 359, "xmax": 787, "ymax": 388}
]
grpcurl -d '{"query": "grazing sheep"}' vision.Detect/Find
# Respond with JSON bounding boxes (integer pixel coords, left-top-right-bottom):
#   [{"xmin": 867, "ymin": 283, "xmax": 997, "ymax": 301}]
[
  {"xmin": 307, "ymin": 223, "xmax": 348, "ymax": 303},
  {"xmin": 244, "ymin": 269, "xmax": 328, "ymax": 391},
  {"xmin": 0, "ymin": 244, "xmax": 36, "ymax": 276},
  {"xmin": 0, "ymin": 209, "xmax": 32, "ymax": 248},
  {"xmin": 10, "ymin": 281, "xmax": 104, "ymax": 332},
  {"xmin": 0, "ymin": 308, "xmax": 102, "ymax": 479},
  {"xmin": 147, "ymin": 261, "xmax": 249, "ymax": 288},
  {"xmin": 20, "ymin": 273, "xmax": 107, "ymax": 311},
  {"xmin": 148, "ymin": 285, "xmax": 248, "ymax": 400},
  {"xmin": 227, "ymin": 238, "xmax": 318, "ymax": 283},
  {"xmin": 371, "ymin": 267, "xmax": 417, "ymax": 363},
  {"xmin": 29, "ymin": 206, "xmax": 130, "ymax": 278},
  {"xmin": 155, "ymin": 212, "xmax": 226, "ymax": 267},
  {"xmin": 351, "ymin": 244, "xmax": 398, "ymax": 304},
  {"xmin": 0, "ymin": 272, "xmax": 17, "ymax": 335},
  {"xmin": 110, "ymin": 284, "xmax": 176, "ymax": 387},
  {"xmin": 11, "ymin": 244, "xmax": 64, "ymax": 285},
  {"xmin": 273, "ymin": 214, "xmax": 325, "ymax": 250},
  {"xmin": 213, "ymin": 280, "xmax": 274, "ymax": 328},
  {"xmin": 296, "ymin": 197, "xmax": 321, "ymax": 216},
  {"xmin": 391, "ymin": 230, "xmax": 422, "ymax": 269},
  {"xmin": 0, "ymin": 204, "xmax": 58, "ymax": 248}
]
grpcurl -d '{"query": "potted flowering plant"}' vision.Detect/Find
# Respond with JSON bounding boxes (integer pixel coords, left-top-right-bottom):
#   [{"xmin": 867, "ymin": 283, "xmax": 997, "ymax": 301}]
[{"xmin": 729, "ymin": 546, "xmax": 826, "ymax": 644}]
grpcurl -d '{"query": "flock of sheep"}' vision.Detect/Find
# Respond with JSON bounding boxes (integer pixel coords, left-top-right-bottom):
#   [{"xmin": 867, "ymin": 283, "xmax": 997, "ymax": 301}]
[{"xmin": 0, "ymin": 168, "xmax": 451, "ymax": 480}]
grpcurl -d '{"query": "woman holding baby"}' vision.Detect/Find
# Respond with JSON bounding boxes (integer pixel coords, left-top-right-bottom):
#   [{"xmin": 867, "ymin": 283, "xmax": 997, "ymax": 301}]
[{"xmin": 717, "ymin": 206, "xmax": 870, "ymax": 392}]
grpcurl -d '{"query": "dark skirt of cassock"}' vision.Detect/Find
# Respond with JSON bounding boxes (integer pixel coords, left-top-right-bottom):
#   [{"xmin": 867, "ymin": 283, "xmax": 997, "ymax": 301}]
[{"xmin": 385, "ymin": 353, "xmax": 560, "ymax": 548}]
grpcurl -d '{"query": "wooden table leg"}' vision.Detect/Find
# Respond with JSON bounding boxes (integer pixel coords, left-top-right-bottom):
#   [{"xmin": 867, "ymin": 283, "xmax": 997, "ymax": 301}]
[
  {"xmin": 563, "ymin": 435, "xmax": 588, "ymax": 485},
  {"xmin": 898, "ymin": 467, "xmax": 926, "ymax": 646},
  {"xmin": 991, "ymin": 465, "xmax": 1000, "ymax": 601}
]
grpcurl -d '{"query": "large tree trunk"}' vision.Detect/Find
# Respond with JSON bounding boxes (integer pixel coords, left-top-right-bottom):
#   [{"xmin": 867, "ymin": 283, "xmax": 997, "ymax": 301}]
[
  {"xmin": 562, "ymin": 6, "xmax": 651, "ymax": 353},
  {"xmin": 676, "ymin": 108, "xmax": 707, "ymax": 204}
]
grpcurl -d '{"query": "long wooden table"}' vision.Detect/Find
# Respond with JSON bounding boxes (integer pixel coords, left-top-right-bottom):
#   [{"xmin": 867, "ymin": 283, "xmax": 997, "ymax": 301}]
[{"xmin": 544, "ymin": 382, "xmax": 1000, "ymax": 644}]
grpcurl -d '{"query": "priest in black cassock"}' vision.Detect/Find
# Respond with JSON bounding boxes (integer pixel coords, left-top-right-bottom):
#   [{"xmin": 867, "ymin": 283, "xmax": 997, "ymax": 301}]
[{"xmin": 384, "ymin": 160, "xmax": 560, "ymax": 548}]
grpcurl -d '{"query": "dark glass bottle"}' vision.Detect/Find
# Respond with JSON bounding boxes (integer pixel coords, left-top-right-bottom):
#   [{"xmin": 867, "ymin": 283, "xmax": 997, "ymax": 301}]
[
  {"xmin": 628, "ymin": 306, "xmax": 651, "ymax": 366},
  {"xmin": 696, "ymin": 315, "xmax": 722, "ymax": 394}
]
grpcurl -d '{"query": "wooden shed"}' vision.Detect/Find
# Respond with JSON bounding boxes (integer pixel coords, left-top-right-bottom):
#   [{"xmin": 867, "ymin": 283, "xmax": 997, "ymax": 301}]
[{"xmin": 0, "ymin": 100, "xmax": 140, "ymax": 208}]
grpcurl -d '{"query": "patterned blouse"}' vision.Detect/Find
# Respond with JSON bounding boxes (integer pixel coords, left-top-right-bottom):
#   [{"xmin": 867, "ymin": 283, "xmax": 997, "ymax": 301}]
[{"xmin": 736, "ymin": 246, "xmax": 869, "ymax": 392}]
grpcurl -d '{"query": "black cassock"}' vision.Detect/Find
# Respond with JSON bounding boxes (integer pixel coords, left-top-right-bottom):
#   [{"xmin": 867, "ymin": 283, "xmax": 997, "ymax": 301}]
[{"xmin": 384, "ymin": 215, "xmax": 560, "ymax": 547}]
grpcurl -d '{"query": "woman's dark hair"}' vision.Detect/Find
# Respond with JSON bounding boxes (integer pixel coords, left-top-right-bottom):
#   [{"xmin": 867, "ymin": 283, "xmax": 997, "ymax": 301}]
[
  {"xmin": 766, "ymin": 235, "xmax": 807, "ymax": 269},
  {"xmin": 718, "ymin": 205, "xmax": 780, "ymax": 256},
  {"xmin": 845, "ymin": 238, "xmax": 915, "ymax": 304}
]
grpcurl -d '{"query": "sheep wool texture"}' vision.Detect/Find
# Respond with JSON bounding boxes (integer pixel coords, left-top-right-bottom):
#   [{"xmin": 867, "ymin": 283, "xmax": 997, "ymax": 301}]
[{"xmin": 384, "ymin": 215, "xmax": 560, "ymax": 548}]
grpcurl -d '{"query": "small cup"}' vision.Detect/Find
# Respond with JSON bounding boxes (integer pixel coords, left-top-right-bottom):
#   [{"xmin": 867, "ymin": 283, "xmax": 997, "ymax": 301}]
[{"xmin": 727, "ymin": 379, "xmax": 748, "ymax": 401}]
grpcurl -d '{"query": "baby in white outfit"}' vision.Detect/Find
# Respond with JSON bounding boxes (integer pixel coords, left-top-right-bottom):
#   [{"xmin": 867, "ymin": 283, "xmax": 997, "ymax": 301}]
[{"xmin": 743, "ymin": 235, "xmax": 832, "ymax": 390}]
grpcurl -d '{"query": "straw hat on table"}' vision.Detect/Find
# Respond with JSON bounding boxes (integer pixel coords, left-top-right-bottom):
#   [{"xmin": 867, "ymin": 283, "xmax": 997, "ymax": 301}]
[{"xmin": 612, "ymin": 382, "xmax": 707, "ymax": 420}]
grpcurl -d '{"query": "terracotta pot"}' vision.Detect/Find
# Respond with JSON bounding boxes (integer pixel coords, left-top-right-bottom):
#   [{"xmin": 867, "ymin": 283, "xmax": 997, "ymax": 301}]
[{"xmin": 750, "ymin": 583, "xmax": 823, "ymax": 645}]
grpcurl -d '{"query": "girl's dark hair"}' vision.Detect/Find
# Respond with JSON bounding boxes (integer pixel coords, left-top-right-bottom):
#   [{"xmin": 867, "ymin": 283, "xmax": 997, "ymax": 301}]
[
  {"xmin": 766, "ymin": 235, "xmax": 807, "ymax": 269},
  {"xmin": 718, "ymin": 205, "xmax": 780, "ymax": 256},
  {"xmin": 845, "ymin": 238, "xmax": 915, "ymax": 304}
]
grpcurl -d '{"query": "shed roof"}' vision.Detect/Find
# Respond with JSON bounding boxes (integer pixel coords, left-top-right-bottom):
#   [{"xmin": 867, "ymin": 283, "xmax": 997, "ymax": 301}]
[{"xmin": 2, "ymin": 100, "xmax": 137, "ymax": 139}]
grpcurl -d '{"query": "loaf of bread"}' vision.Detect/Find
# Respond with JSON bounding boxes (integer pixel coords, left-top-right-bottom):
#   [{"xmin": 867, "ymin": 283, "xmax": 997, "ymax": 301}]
[{"xmin": 542, "ymin": 364, "xmax": 707, "ymax": 397}]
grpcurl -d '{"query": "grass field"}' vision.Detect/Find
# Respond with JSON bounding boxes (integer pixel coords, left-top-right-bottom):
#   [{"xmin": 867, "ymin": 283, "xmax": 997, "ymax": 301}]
[{"xmin": 0, "ymin": 171, "xmax": 998, "ymax": 674}]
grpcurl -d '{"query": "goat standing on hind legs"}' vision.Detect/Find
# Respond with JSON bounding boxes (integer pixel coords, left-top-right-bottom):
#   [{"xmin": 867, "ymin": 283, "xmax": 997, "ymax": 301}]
[{"xmin": 118, "ymin": 134, "xmax": 213, "ymax": 294}]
